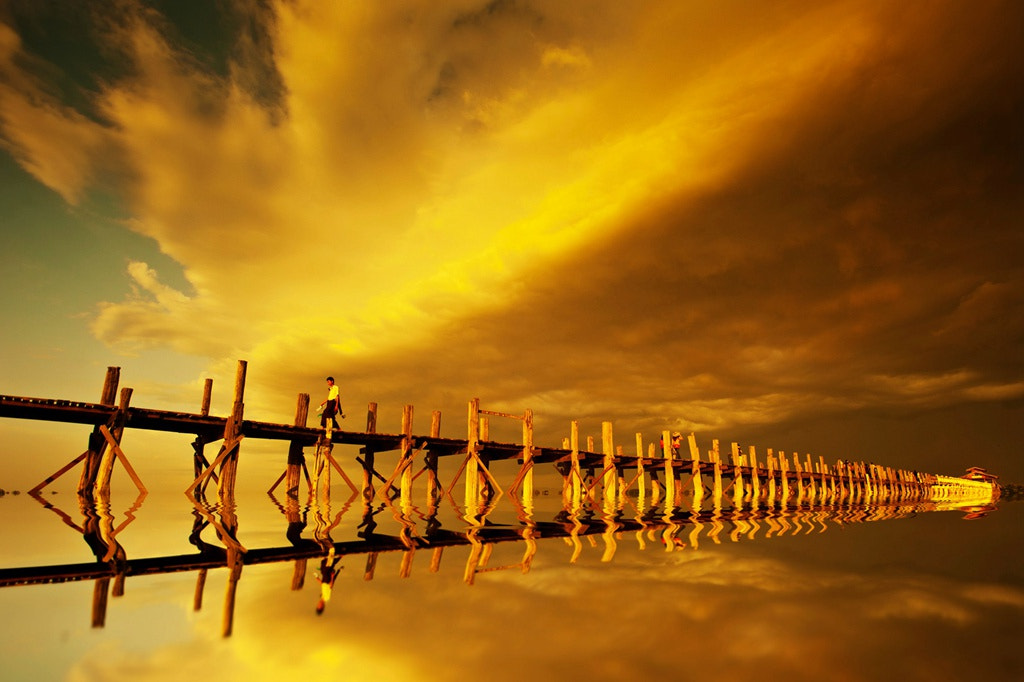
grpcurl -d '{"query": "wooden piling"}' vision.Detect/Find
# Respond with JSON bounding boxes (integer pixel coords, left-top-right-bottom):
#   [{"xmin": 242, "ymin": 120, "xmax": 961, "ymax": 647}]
[
  {"xmin": 426, "ymin": 410, "xmax": 442, "ymax": 505},
  {"xmin": 400, "ymin": 404, "xmax": 414, "ymax": 504},
  {"xmin": 687, "ymin": 433, "xmax": 703, "ymax": 511},
  {"xmin": 749, "ymin": 446, "xmax": 761, "ymax": 507},
  {"xmin": 465, "ymin": 399, "xmax": 481, "ymax": 510},
  {"xmin": 284, "ymin": 393, "xmax": 310, "ymax": 497},
  {"xmin": 569, "ymin": 421, "xmax": 582, "ymax": 508},
  {"xmin": 635, "ymin": 433, "xmax": 646, "ymax": 504},
  {"xmin": 79, "ymin": 367, "xmax": 120, "ymax": 492},
  {"xmin": 217, "ymin": 361, "xmax": 247, "ymax": 505},
  {"xmin": 602, "ymin": 422, "xmax": 616, "ymax": 507},
  {"xmin": 731, "ymin": 442, "xmax": 744, "ymax": 510},
  {"xmin": 193, "ymin": 378, "xmax": 214, "ymax": 480},
  {"xmin": 95, "ymin": 387, "xmax": 134, "ymax": 495},
  {"xmin": 521, "ymin": 409, "xmax": 535, "ymax": 505},
  {"xmin": 662, "ymin": 430, "xmax": 675, "ymax": 509}
]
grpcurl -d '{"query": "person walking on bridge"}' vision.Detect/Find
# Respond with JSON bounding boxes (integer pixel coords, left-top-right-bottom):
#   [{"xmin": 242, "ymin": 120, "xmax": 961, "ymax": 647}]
[{"xmin": 319, "ymin": 376, "xmax": 345, "ymax": 430}]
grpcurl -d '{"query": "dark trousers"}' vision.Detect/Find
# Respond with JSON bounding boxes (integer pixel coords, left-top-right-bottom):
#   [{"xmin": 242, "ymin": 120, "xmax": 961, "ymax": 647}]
[{"xmin": 321, "ymin": 403, "xmax": 339, "ymax": 429}]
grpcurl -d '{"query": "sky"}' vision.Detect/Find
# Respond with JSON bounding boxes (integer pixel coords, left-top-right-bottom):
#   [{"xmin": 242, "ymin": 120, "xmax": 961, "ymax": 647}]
[{"xmin": 1, "ymin": 0, "xmax": 1022, "ymax": 483}]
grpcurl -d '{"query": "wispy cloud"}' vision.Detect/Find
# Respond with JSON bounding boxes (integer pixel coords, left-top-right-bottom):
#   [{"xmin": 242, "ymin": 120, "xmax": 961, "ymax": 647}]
[{"xmin": 1, "ymin": 1, "xmax": 1022, "ymax": 461}]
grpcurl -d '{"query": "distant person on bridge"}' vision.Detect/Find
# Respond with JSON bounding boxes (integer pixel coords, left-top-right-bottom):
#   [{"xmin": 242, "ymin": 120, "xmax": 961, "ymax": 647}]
[{"xmin": 319, "ymin": 376, "xmax": 345, "ymax": 430}]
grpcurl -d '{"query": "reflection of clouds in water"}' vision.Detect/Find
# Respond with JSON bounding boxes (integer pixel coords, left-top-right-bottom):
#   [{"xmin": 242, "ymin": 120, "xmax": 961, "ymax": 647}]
[{"xmin": 60, "ymin": 545, "xmax": 1024, "ymax": 681}]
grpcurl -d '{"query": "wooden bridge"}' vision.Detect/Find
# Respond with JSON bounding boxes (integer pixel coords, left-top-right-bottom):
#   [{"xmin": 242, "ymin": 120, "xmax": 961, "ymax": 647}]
[
  {"xmin": 0, "ymin": 359, "xmax": 1002, "ymax": 635},
  {"xmin": 1, "ymin": 360, "xmax": 998, "ymax": 513}
]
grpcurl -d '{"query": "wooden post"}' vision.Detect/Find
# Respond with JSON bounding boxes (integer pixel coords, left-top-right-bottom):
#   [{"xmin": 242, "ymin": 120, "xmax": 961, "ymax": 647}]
[
  {"xmin": 366, "ymin": 402, "xmax": 378, "ymax": 433},
  {"xmin": 80, "ymin": 367, "xmax": 120, "ymax": 492},
  {"xmin": 793, "ymin": 452, "xmax": 804, "ymax": 503},
  {"xmin": 362, "ymin": 403, "xmax": 378, "ymax": 502},
  {"xmin": 602, "ymin": 421, "xmax": 616, "ymax": 506},
  {"xmin": 711, "ymin": 439, "xmax": 723, "ymax": 505},
  {"xmin": 465, "ymin": 399, "xmax": 480, "ymax": 510},
  {"xmin": 193, "ymin": 378, "xmax": 214, "ymax": 480},
  {"xmin": 570, "ymin": 421, "xmax": 582, "ymax": 508},
  {"xmin": 749, "ymin": 446, "xmax": 760, "ymax": 507},
  {"xmin": 780, "ymin": 452, "xmax": 790, "ymax": 504},
  {"xmin": 427, "ymin": 410, "xmax": 442, "ymax": 506},
  {"xmin": 521, "ymin": 409, "xmax": 535, "ymax": 505},
  {"xmin": 687, "ymin": 433, "xmax": 703, "ymax": 511},
  {"xmin": 731, "ymin": 442, "xmax": 744, "ymax": 510},
  {"xmin": 819, "ymin": 455, "xmax": 829, "ymax": 502},
  {"xmin": 635, "ymin": 433, "xmax": 646, "ymax": 505},
  {"xmin": 217, "ymin": 360, "xmax": 247, "ymax": 506},
  {"xmin": 284, "ymin": 393, "xmax": 310, "ymax": 497},
  {"xmin": 806, "ymin": 454, "xmax": 817, "ymax": 500},
  {"xmin": 400, "ymin": 404, "xmax": 414, "ymax": 504},
  {"xmin": 645, "ymin": 442, "xmax": 662, "ymax": 505},
  {"xmin": 662, "ymin": 430, "xmax": 675, "ymax": 510},
  {"xmin": 94, "ymin": 387, "xmax": 133, "ymax": 495}
]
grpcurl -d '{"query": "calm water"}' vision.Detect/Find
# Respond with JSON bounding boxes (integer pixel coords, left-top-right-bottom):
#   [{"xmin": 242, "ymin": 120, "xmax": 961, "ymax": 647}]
[{"xmin": 1, "ymin": 455, "xmax": 1022, "ymax": 682}]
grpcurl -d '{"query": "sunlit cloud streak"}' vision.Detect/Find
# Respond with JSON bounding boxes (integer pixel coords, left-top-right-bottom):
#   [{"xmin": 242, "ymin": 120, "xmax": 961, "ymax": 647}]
[{"xmin": 1, "ymin": 1, "xmax": 1022, "ymax": 471}]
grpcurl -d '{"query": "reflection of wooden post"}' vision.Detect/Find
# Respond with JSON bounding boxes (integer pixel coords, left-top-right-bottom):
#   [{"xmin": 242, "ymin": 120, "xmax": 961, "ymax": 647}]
[
  {"xmin": 400, "ymin": 549, "xmax": 415, "ymax": 578},
  {"xmin": 285, "ymin": 393, "xmax": 310, "ymax": 497},
  {"xmin": 193, "ymin": 568, "xmax": 207, "ymax": 610},
  {"xmin": 364, "ymin": 553, "xmax": 378, "ymax": 581},
  {"xmin": 91, "ymin": 578, "xmax": 110, "ymax": 628},
  {"xmin": 80, "ymin": 367, "xmax": 120, "ymax": 492},
  {"xmin": 222, "ymin": 552, "xmax": 242, "ymax": 638},
  {"xmin": 291, "ymin": 560, "xmax": 306, "ymax": 590}
]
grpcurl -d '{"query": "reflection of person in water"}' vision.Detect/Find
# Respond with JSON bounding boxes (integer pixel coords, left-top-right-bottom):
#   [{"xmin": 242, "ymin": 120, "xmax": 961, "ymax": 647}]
[{"xmin": 315, "ymin": 549, "xmax": 342, "ymax": 615}]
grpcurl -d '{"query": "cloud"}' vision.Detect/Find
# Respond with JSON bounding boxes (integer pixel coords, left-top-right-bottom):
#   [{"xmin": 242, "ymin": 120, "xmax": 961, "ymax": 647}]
[{"xmin": 1, "ymin": 1, "xmax": 1022, "ymax": 460}]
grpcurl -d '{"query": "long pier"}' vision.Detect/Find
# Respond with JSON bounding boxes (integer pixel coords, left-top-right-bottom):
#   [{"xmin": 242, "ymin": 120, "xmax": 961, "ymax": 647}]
[
  {"xmin": 0, "ymin": 360, "xmax": 1002, "ymax": 635},
  {"xmin": 1, "ymin": 360, "xmax": 999, "ymax": 511}
]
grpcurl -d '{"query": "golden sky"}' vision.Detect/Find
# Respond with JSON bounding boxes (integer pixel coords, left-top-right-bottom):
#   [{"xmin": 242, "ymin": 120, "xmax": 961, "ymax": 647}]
[{"xmin": 1, "ymin": 1, "xmax": 1022, "ymax": 480}]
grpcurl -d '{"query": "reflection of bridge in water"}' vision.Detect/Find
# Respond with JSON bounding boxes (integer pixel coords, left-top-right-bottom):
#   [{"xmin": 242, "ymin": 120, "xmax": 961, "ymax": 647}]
[{"xmin": 0, "ymin": 361, "xmax": 1001, "ymax": 635}]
